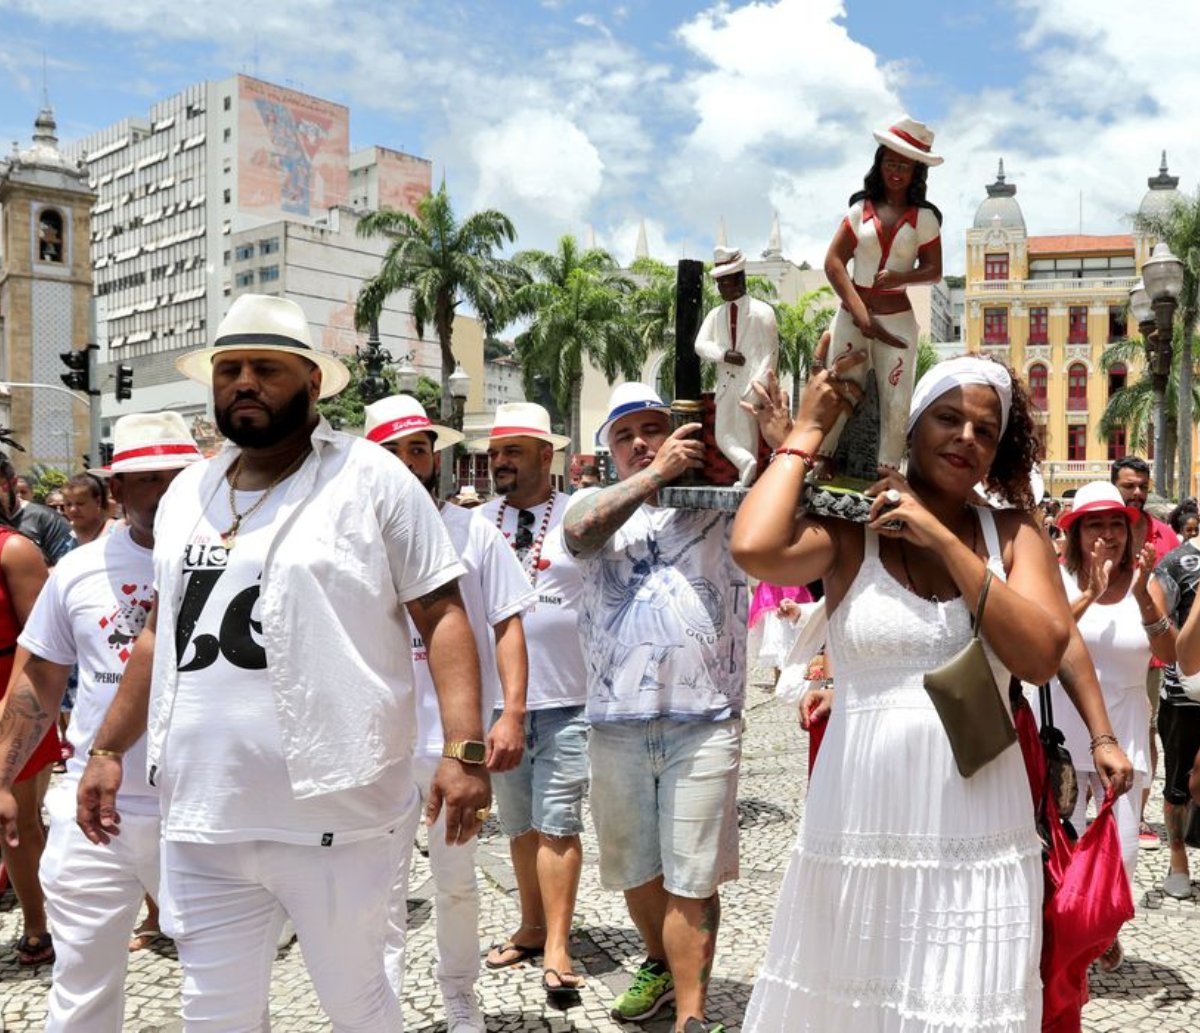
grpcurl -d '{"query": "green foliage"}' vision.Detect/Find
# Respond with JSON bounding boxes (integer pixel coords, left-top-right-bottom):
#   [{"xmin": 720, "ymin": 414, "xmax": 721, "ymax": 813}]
[
  {"xmin": 775, "ymin": 288, "xmax": 834, "ymax": 408},
  {"xmin": 916, "ymin": 337, "xmax": 941, "ymax": 382},
  {"xmin": 29, "ymin": 464, "xmax": 67, "ymax": 502},
  {"xmin": 316, "ymin": 357, "xmax": 442, "ymax": 432},
  {"xmin": 943, "ymin": 274, "xmax": 966, "ymax": 289}
]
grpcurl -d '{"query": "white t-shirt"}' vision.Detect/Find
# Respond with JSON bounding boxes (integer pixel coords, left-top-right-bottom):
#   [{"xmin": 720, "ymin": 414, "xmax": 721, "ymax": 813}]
[
  {"xmin": 18, "ymin": 527, "xmax": 158, "ymax": 815},
  {"xmin": 409, "ymin": 503, "xmax": 535, "ymax": 756},
  {"xmin": 161, "ymin": 481, "xmax": 412, "ymax": 845},
  {"xmin": 480, "ymin": 492, "xmax": 587, "ymax": 709},
  {"xmin": 568, "ymin": 492, "xmax": 748, "ymax": 724}
]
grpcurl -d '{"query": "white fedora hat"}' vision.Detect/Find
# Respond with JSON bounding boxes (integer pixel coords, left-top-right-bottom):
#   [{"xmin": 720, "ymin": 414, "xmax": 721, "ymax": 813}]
[
  {"xmin": 176, "ymin": 294, "xmax": 351, "ymax": 399},
  {"xmin": 710, "ymin": 246, "xmax": 746, "ymax": 279},
  {"xmin": 468, "ymin": 402, "xmax": 571, "ymax": 451},
  {"xmin": 596, "ymin": 382, "xmax": 671, "ymax": 448},
  {"xmin": 363, "ymin": 394, "xmax": 463, "ymax": 452},
  {"xmin": 873, "ymin": 115, "xmax": 944, "ymax": 166},
  {"xmin": 91, "ymin": 411, "xmax": 203, "ymax": 477}
]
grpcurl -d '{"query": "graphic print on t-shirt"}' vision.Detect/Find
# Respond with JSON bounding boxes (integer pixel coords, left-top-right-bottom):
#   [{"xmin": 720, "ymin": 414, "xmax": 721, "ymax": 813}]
[
  {"xmin": 175, "ymin": 540, "xmax": 266, "ymax": 672},
  {"xmin": 97, "ymin": 580, "xmax": 155, "ymax": 663}
]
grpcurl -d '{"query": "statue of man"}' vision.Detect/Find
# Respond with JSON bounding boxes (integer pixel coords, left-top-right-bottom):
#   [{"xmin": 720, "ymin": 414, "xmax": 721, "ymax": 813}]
[{"xmin": 694, "ymin": 247, "xmax": 779, "ymax": 486}]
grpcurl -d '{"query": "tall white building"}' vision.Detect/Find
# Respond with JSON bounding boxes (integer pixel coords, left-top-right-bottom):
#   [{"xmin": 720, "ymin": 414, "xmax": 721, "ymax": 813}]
[{"xmin": 66, "ymin": 75, "xmax": 433, "ymax": 435}]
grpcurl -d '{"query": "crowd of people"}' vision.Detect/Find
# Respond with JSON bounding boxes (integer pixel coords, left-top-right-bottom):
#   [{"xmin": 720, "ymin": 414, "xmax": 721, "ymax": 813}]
[{"xmin": 0, "ymin": 288, "xmax": 1197, "ymax": 1033}]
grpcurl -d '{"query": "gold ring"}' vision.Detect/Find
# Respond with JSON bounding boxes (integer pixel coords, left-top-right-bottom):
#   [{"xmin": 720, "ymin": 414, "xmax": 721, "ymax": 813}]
[{"xmin": 474, "ymin": 807, "xmax": 492, "ymax": 822}]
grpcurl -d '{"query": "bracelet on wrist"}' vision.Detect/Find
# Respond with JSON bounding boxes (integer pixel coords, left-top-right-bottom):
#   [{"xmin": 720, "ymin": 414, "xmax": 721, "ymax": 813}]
[
  {"xmin": 770, "ymin": 447, "xmax": 816, "ymax": 470},
  {"xmin": 1089, "ymin": 733, "xmax": 1119, "ymax": 752},
  {"xmin": 1143, "ymin": 615, "xmax": 1171, "ymax": 638},
  {"xmin": 87, "ymin": 748, "xmax": 123, "ymax": 759}
]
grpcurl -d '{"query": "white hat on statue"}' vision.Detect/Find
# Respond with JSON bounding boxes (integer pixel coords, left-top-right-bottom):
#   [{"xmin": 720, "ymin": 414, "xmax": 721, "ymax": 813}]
[
  {"xmin": 872, "ymin": 115, "xmax": 944, "ymax": 166},
  {"xmin": 710, "ymin": 246, "xmax": 746, "ymax": 279}
]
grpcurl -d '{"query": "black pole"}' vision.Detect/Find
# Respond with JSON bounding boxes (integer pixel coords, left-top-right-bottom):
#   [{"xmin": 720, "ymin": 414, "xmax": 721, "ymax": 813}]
[{"xmin": 674, "ymin": 259, "xmax": 703, "ymax": 401}]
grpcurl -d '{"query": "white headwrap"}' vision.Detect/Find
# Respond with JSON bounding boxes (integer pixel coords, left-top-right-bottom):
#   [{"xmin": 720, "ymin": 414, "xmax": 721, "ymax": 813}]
[{"xmin": 906, "ymin": 357, "xmax": 1013, "ymax": 437}]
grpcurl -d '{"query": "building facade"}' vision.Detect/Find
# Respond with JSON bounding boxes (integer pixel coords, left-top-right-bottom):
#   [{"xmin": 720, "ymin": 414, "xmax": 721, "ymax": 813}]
[
  {"xmin": 0, "ymin": 106, "xmax": 95, "ymax": 471},
  {"xmin": 65, "ymin": 75, "xmax": 433, "ymax": 440},
  {"xmin": 963, "ymin": 158, "xmax": 1181, "ymax": 493}
]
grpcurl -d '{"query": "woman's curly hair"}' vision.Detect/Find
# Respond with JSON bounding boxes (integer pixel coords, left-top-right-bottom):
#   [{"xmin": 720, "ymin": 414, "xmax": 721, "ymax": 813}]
[{"xmin": 978, "ymin": 355, "xmax": 1041, "ymax": 511}]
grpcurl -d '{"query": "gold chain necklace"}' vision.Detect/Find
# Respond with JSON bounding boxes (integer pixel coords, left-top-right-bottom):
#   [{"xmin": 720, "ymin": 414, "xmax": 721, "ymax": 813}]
[{"xmin": 222, "ymin": 447, "xmax": 311, "ymax": 549}]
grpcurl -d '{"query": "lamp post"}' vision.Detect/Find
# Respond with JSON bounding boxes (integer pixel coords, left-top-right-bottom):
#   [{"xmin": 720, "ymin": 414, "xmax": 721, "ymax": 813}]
[
  {"xmin": 395, "ymin": 354, "xmax": 419, "ymax": 396},
  {"xmin": 1131, "ymin": 241, "xmax": 1184, "ymax": 491},
  {"xmin": 448, "ymin": 363, "xmax": 471, "ymax": 430},
  {"xmin": 356, "ymin": 319, "xmax": 392, "ymax": 405}
]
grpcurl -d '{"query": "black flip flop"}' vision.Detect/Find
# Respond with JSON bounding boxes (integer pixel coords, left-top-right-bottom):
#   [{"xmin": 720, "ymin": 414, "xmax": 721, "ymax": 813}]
[
  {"xmin": 543, "ymin": 968, "xmax": 584, "ymax": 1008},
  {"xmin": 484, "ymin": 941, "xmax": 543, "ymax": 970}
]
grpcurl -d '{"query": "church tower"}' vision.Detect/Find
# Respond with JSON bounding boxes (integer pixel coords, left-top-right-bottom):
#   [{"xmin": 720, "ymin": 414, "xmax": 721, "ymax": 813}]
[{"xmin": 0, "ymin": 103, "xmax": 96, "ymax": 471}]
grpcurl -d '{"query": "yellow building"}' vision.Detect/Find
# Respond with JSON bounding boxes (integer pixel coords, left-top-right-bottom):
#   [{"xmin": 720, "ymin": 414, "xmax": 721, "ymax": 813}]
[{"xmin": 964, "ymin": 158, "xmax": 1181, "ymax": 493}]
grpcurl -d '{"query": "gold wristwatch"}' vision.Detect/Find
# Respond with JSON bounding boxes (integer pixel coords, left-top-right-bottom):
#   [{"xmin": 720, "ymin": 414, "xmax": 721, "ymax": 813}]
[{"xmin": 442, "ymin": 740, "xmax": 487, "ymax": 764}]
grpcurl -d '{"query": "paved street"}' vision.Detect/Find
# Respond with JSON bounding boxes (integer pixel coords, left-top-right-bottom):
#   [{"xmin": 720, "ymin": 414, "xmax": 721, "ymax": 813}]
[{"xmin": 3, "ymin": 678, "xmax": 1199, "ymax": 1032}]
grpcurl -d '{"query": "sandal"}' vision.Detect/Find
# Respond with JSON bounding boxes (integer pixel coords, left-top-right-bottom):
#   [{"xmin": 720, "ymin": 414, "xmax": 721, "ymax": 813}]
[
  {"xmin": 129, "ymin": 922, "xmax": 165, "ymax": 952},
  {"xmin": 1098, "ymin": 938, "xmax": 1123, "ymax": 973},
  {"xmin": 543, "ymin": 967, "xmax": 584, "ymax": 1008},
  {"xmin": 485, "ymin": 940, "xmax": 543, "ymax": 970},
  {"xmin": 16, "ymin": 932, "xmax": 55, "ymax": 967}
]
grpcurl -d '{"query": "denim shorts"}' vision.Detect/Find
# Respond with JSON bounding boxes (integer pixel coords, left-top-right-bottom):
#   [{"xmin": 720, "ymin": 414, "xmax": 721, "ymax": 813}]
[
  {"xmin": 490, "ymin": 705, "xmax": 588, "ymax": 838},
  {"xmin": 589, "ymin": 717, "xmax": 742, "ymax": 899}
]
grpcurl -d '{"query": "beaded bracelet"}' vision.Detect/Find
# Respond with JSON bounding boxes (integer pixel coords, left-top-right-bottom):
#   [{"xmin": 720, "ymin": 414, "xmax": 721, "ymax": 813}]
[
  {"xmin": 1089, "ymin": 733, "xmax": 1119, "ymax": 752},
  {"xmin": 770, "ymin": 447, "xmax": 816, "ymax": 470}
]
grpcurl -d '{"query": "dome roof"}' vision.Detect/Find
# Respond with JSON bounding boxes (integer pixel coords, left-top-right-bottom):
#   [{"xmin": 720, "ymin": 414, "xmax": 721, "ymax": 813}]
[
  {"xmin": 973, "ymin": 159, "xmax": 1025, "ymax": 231},
  {"xmin": 6, "ymin": 106, "xmax": 83, "ymax": 178},
  {"xmin": 1139, "ymin": 151, "xmax": 1181, "ymax": 221}
]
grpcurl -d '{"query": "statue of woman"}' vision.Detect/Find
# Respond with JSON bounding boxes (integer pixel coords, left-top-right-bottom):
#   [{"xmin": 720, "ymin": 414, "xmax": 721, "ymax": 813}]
[{"xmin": 815, "ymin": 116, "xmax": 944, "ymax": 481}]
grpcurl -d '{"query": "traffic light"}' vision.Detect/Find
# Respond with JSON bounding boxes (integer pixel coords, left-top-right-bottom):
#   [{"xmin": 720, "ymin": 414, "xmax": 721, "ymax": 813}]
[
  {"xmin": 116, "ymin": 364, "xmax": 134, "ymax": 401},
  {"xmin": 99, "ymin": 442, "xmax": 114, "ymax": 465},
  {"xmin": 61, "ymin": 350, "xmax": 89, "ymax": 392}
]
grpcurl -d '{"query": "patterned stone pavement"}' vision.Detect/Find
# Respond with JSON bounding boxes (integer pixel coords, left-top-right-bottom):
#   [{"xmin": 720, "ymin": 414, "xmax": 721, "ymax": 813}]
[{"xmin": 2, "ymin": 679, "xmax": 1199, "ymax": 1031}]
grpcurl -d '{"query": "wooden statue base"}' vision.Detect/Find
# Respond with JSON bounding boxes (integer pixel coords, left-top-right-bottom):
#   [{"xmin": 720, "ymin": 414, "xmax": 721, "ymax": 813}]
[
  {"xmin": 658, "ymin": 485, "xmax": 748, "ymax": 511},
  {"xmin": 802, "ymin": 482, "xmax": 874, "ymax": 523}
]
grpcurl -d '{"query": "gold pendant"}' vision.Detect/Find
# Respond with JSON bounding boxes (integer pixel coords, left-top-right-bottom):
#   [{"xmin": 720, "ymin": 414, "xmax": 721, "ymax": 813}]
[{"xmin": 222, "ymin": 517, "xmax": 241, "ymax": 550}]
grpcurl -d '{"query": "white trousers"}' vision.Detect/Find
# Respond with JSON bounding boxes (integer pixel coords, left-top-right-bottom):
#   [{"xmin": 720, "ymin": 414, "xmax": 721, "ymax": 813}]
[
  {"xmin": 1069, "ymin": 770, "xmax": 1144, "ymax": 895},
  {"xmin": 385, "ymin": 755, "xmax": 480, "ymax": 999},
  {"xmin": 161, "ymin": 812, "xmax": 417, "ymax": 1033},
  {"xmin": 39, "ymin": 795, "xmax": 161, "ymax": 1033}
]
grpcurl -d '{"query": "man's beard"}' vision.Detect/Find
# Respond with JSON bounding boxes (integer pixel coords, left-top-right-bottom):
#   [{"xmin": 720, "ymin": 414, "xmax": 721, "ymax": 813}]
[
  {"xmin": 420, "ymin": 470, "xmax": 438, "ymax": 495},
  {"xmin": 216, "ymin": 386, "xmax": 311, "ymax": 448}
]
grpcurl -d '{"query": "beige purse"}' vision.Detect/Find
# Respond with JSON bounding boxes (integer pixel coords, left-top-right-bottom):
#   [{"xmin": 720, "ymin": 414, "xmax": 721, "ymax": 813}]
[{"xmin": 923, "ymin": 569, "xmax": 1017, "ymax": 777}]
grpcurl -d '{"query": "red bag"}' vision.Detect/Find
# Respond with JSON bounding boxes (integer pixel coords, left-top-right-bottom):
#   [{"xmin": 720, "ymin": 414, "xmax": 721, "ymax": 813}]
[
  {"xmin": 807, "ymin": 711, "xmax": 827, "ymax": 779},
  {"xmin": 1012, "ymin": 687, "xmax": 1134, "ymax": 1032}
]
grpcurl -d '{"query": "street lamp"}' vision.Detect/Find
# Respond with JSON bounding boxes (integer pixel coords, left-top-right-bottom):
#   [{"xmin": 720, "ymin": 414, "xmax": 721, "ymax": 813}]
[
  {"xmin": 395, "ymin": 354, "xmax": 419, "ymax": 396},
  {"xmin": 356, "ymin": 319, "xmax": 392, "ymax": 404},
  {"xmin": 448, "ymin": 363, "xmax": 471, "ymax": 431},
  {"xmin": 1131, "ymin": 242, "xmax": 1184, "ymax": 490}
]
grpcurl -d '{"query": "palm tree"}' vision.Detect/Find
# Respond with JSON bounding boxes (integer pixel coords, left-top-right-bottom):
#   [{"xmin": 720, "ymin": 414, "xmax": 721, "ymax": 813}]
[
  {"xmin": 628, "ymin": 257, "xmax": 777, "ymax": 397},
  {"xmin": 355, "ymin": 183, "xmax": 526, "ymax": 494},
  {"xmin": 511, "ymin": 235, "xmax": 644, "ymax": 455},
  {"xmin": 776, "ymin": 288, "xmax": 834, "ymax": 409},
  {"xmin": 1133, "ymin": 189, "xmax": 1200, "ymax": 496}
]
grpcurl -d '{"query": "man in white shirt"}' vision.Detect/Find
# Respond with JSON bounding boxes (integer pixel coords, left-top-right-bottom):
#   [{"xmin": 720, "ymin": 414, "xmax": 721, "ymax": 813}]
[
  {"xmin": 564, "ymin": 383, "xmax": 749, "ymax": 1033},
  {"xmin": 364, "ymin": 394, "xmax": 533, "ymax": 1033},
  {"xmin": 0, "ymin": 412, "xmax": 203, "ymax": 1031},
  {"xmin": 470, "ymin": 403, "xmax": 590, "ymax": 1004},
  {"xmin": 74, "ymin": 295, "xmax": 489, "ymax": 1031}
]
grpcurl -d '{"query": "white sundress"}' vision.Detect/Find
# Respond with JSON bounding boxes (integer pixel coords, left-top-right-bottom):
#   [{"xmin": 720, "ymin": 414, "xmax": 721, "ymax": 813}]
[{"xmin": 744, "ymin": 511, "xmax": 1044, "ymax": 1032}]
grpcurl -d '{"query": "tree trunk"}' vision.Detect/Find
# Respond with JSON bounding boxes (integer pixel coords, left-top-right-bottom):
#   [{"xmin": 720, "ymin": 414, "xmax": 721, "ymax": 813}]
[
  {"xmin": 1166, "ymin": 416, "xmax": 1179, "ymax": 500},
  {"xmin": 436, "ymin": 298, "xmax": 457, "ymax": 500},
  {"xmin": 570, "ymin": 373, "xmax": 583, "ymax": 461},
  {"xmin": 1181, "ymin": 322, "xmax": 1196, "ymax": 500}
]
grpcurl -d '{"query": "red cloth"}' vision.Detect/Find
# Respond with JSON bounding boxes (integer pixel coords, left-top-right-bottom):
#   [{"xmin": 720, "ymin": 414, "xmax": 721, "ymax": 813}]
[
  {"xmin": 1145, "ymin": 514, "xmax": 1180, "ymax": 566},
  {"xmin": 748, "ymin": 582, "xmax": 814, "ymax": 628},
  {"xmin": 1013, "ymin": 697, "xmax": 1134, "ymax": 1032},
  {"xmin": 0, "ymin": 527, "xmax": 59, "ymax": 781},
  {"xmin": 807, "ymin": 712, "xmax": 827, "ymax": 779}
]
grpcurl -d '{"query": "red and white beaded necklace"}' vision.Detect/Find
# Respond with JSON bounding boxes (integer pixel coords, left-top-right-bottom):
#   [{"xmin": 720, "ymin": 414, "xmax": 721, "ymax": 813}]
[{"xmin": 496, "ymin": 492, "xmax": 557, "ymax": 586}]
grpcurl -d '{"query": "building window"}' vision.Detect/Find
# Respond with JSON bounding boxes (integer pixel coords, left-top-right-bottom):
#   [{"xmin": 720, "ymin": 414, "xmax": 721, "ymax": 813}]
[
  {"xmin": 1028, "ymin": 307, "xmax": 1048, "ymax": 345},
  {"xmin": 1107, "ymin": 427, "xmax": 1128, "ymax": 462},
  {"xmin": 984, "ymin": 253, "xmax": 1009, "ymax": 281},
  {"xmin": 1028, "ymin": 363, "xmax": 1048, "ymax": 408},
  {"xmin": 223, "ymin": 96, "xmax": 231, "ymax": 111},
  {"xmin": 223, "ymin": 128, "xmax": 231, "ymax": 143},
  {"xmin": 1068, "ymin": 424, "xmax": 1087, "ymax": 461},
  {"xmin": 234, "ymin": 271, "xmax": 255, "ymax": 288},
  {"xmin": 1067, "ymin": 362, "xmax": 1088, "ymax": 409},
  {"xmin": 260, "ymin": 238, "xmax": 279, "ymax": 255},
  {"xmin": 984, "ymin": 307, "xmax": 1008, "ymax": 344},
  {"xmin": 259, "ymin": 265, "xmax": 279, "ymax": 283},
  {"xmin": 223, "ymin": 188, "xmax": 231, "ymax": 204},
  {"xmin": 223, "ymin": 250, "xmax": 230, "ymax": 266},
  {"xmin": 1108, "ymin": 306, "xmax": 1126, "ymax": 342},
  {"xmin": 1108, "ymin": 363, "xmax": 1127, "ymax": 397},
  {"xmin": 38, "ymin": 208, "xmax": 65, "ymax": 262},
  {"xmin": 234, "ymin": 244, "xmax": 254, "ymax": 261},
  {"xmin": 1068, "ymin": 306, "xmax": 1088, "ymax": 343}
]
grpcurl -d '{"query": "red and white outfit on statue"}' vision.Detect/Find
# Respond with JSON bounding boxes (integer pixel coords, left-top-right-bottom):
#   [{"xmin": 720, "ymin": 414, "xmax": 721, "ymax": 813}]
[{"xmin": 820, "ymin": 200, "xmax": 941, "ymax": 469}]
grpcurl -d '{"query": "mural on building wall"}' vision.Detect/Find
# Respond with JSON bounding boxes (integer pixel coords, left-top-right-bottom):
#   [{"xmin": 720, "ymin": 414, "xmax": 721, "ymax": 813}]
[
  {"xmin": 375, "ymin": 150, "xmax": 432, "ymax": 217},
  {"xmin": 238, "ymin": 78, "xmax": 348, "ymax": 218}
]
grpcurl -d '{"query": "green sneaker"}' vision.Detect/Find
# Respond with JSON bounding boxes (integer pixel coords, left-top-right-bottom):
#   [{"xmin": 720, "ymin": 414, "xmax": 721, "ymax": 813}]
[
  {"xmin": 610, "ymin": 960, "xmax": 675, "ymax": 1022},
  {"xmin": 681, "ymin": 1020, "xmax": 726, "ymax": 1033}
]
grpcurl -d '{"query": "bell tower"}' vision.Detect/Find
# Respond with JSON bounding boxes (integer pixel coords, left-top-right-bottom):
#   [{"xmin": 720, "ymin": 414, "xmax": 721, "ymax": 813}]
[{"xmin": 0, "ymin": 102, "xmax": 96, "ymax": 471}]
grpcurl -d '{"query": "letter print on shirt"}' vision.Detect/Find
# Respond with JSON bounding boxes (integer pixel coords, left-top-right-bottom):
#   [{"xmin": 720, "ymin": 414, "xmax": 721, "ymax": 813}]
[{"xmin": 175, "ymin": 540, "xmax": 266, "ymax": 672}]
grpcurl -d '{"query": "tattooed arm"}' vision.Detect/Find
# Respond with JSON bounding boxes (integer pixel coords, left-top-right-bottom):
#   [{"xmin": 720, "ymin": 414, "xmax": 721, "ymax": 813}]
[
  {"xmin": 563, "ymin": 423, "xmax": 703, "ymax": 557},
  {"xmin": 406, "ymin": 577, "xmax": 490, "ymax": 845},
  {"xmin": 1056, "ymin": 623, "xmax": 1133, "ymax": 795}
]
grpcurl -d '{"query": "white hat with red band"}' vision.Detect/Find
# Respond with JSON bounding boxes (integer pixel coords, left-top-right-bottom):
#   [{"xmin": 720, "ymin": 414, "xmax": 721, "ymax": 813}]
[
  {"xmin": 467, "ymin": 401, "xmax": 571, "ymax": 452},
  {"xmin": 363, "ymin": 394, "xmax": 463, "ymax": 452},
  {"xmin": 91, "ymin": 412, "xmax": 203, "ymax": 477},
  {"xmin": 1057, "ymin": 480, "xmax": 1142, "ymax": 532},
  {"xmin": 873, "ymin": 115, "xmax": 944, "ymax": 167}
]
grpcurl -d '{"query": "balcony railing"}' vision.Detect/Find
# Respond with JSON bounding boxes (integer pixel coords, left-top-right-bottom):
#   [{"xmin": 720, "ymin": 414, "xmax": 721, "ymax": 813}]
[{"xmin": 972, "ymin": 276, "xmax": 1138, "ymax": 294}]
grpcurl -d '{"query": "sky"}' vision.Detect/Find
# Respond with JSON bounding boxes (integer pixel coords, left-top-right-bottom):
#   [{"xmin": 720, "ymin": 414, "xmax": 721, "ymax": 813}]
[{"xmin": 1, "ymin": 0, "xmax": 1197, "ymax": 273}]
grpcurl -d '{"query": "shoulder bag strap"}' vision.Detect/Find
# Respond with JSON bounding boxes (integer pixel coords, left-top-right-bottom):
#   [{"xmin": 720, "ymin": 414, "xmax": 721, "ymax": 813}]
[
  {"xmin": 971, "ymin": 568, "xmax": 993, "ymax": 638},
  {"xmin": 1038, "ymin": 681, "xmax": 1055, "ymax": 731}
]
